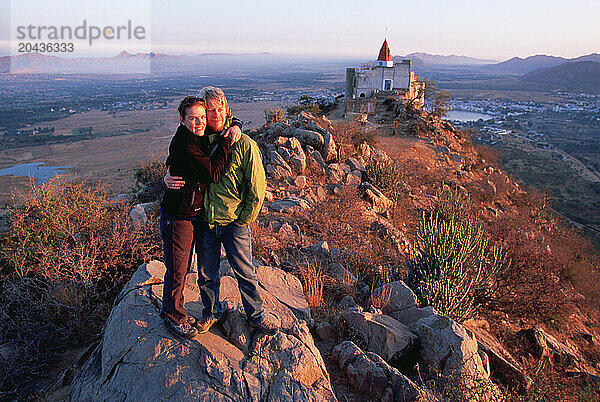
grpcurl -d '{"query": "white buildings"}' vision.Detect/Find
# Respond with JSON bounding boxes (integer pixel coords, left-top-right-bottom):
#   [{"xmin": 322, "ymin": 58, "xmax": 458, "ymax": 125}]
[{"xmin": 345, "ymin": 40, "xmax": 425, "ymax": 116}]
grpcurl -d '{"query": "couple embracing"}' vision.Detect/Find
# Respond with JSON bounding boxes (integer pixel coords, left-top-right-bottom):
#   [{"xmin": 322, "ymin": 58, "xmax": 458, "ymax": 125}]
[{"xmin": 159, "ymin": 87, "xmax": 277, "ymax": 339}]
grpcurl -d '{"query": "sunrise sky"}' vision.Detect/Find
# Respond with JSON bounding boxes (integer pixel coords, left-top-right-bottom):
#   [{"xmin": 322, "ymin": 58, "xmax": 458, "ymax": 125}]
[{"xmin": 1, "ymin": 0, "xmax": 598, "ymax": 61}]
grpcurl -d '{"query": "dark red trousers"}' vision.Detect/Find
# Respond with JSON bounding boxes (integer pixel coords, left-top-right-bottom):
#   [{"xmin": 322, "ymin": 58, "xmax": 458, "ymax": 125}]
[{"xmin": 160, "ymin": 214, "xmax": 197, "ymax": 324}]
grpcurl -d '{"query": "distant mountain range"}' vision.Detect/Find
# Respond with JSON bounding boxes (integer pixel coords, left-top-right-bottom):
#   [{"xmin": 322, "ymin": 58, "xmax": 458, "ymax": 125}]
[
  {"xmin": 3, "ymin": 50, "xmax": 600, "ymax": 93},
  {"xmin": 0, "ymin": 51, "xmax": 278, "ymax": 75},
  {"xmin": 401, "ymin": 52, "xmax": 498, "ymax": 66},
  {"xmin": 393, "ymin": 52, "xmax": 600, "ymax": 93},
  {"xmin": 520, "ymin": 61, "xmax": 600, "ymax": 93}
]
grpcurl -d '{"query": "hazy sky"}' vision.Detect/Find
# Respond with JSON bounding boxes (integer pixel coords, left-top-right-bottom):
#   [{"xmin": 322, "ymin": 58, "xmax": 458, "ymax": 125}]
[{"xmin": 1, "ymin": 0, "xmax": 598, "ymax": 61}]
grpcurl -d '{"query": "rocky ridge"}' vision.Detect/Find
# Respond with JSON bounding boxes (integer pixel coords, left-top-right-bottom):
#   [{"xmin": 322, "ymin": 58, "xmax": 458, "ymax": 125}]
[
  {"xmin": 70, "ymin": 261, "xmax": 335, "ymax": 401},
  {"xmin": 77, "ymin": 108, "xmax": 600, "ymax": 401}
]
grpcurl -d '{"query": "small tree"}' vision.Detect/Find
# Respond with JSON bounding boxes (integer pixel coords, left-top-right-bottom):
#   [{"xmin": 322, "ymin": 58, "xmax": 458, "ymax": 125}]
[
  {"xmin": 264, "ymin": 107, "xmax": 285, "ymax": 125},
  {"xmin": 424, "ymin": 79, "xmax": 451, "ymax": 118}
]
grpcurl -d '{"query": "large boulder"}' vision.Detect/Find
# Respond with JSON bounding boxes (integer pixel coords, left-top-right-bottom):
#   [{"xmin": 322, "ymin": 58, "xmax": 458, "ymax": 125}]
[
  {"xmin": 129, "ymin": 202, "xmax": 156, "ymax": 226},
  {"xmin": 371, "ymin": 281, "xmax": 418, "ymax": 315},
  {"xmin": 277, "ymin": 136, "xmax": 306, "ymax": 174},
  {"xmin": 332, "ymin": 341, "xmax": 431, "ymax": 401},
  {"xmin": 266, "ymin": 164, "xmax": 293, "ymax": 180},
  {"xmin": 389, "ymin": 307, "xmax": 436, "ymax": 331},
  {"xmin": 414, "ymin": 315, "xmax": 501, "ymax": 399},
  {"xmin": 295, "ymin": 128, "xmax": 324, "ymax": 149},
  {"xmin": 471, "ymin": 326, "xmax": 532, "ymax": 394},
  {"xmin": 269, "ymin": 197, "xmax": 311, "ymax": 214},
  {"xmin": 306, "ymin": 146, "xmax": 326, "ymax": 169},
  {"xmin": 321, "ymin": 131, "xmax": 337, "ymax": 162},
  {"xmin": 518, "ymin": 325, "xmax": 595, "ymax": 374},
  {"xmin": 341, "ymin": 307, "xmax": 418, "ymax": 362},
  {"xmin": 268, "ymin": 150, "xmax": 291, "ymax": 170},
  {"xmin": 70, "ymin": 261, "xmax": 335, "ymax": 401}
]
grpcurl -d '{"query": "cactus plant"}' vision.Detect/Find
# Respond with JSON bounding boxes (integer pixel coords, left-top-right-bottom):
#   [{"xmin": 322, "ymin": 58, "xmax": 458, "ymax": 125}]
[{"xmin": 407, "ymin": 212, "xmax": 510, "ymax": 322}]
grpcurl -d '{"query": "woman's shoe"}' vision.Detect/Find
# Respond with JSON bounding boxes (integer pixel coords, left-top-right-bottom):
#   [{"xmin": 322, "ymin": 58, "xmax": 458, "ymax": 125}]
[{"xmin": 164, "ymin": 316, "xmax": 198, "ymax": 339}]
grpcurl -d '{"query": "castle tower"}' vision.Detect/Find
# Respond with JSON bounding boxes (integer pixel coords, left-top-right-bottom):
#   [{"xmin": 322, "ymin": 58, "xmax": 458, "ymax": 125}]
[{"xmin": 376, "ymin": 39, "xmax": 393, "ymax": 67}]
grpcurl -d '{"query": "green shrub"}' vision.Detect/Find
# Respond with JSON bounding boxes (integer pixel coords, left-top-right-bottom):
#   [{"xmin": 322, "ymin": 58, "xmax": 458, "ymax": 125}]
[
  {"xmin": 434, "ymin": 185, "xmax": 475, "ymax": 223},
  {"xmin": 287, "ymin": 104, "xmax": 321, "ymax": 116},
  {"xmin": 364, "ymin": 158, "xmax": 405, "ymax": 200},
  {"xmin": 406, "ymin": 212, "xmax": 510, "ymax": 322},
  {"xmin": 264, "ymin": 107, "xmax": 285, "ymax": 125}
]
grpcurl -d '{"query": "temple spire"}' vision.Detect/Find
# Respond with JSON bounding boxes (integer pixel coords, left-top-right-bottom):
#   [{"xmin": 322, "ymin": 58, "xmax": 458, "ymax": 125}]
[{"xmin": 377, "ymin": 39, "xmax": 393, "ymax": 67}]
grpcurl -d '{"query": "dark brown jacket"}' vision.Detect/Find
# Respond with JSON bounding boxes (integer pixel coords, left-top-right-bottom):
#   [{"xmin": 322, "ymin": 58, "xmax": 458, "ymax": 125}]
[{"xmin": 160, "ymin": 124, "xmax": 231, "ymax": 218}]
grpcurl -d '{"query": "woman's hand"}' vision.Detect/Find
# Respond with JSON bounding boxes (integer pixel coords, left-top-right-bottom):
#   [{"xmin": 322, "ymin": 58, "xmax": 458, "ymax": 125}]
[
  {"xmin": 164, "ymin": 167, "xmax": 185, "ymax": 190},
  {"xmin": 223, "ymin": 125, "xmax": 242, "ymax": 145}
]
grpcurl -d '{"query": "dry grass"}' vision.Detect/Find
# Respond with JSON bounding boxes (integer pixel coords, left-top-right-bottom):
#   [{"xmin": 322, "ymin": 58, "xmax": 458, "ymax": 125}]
[
  {"xmin": 300, "ymin": 262, "xmax": 324, "ymax": 308},
  {"xmin": 475, "ymin": 144, "xmax": 503, "ymax": 169},
  {"xmin": 338, "ymin": 268, "xmax": 357, "ymax": 298},
  {"xmin": 329, "ymin": 120, "xmax": 362, "ymax": 161},
  {"xmin": 369, "ymin": 285, "xmax": 392, "ymax": 310},
  {"xmin": 0, "ymin": 175, "xmax": 161, "ymax": 399}
]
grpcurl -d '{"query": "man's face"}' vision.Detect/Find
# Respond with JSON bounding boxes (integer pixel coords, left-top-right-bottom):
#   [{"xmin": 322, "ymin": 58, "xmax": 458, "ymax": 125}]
[
  {"xmin": 206, "ymin": 98, "xmax": 228, "ymax": 132},
  {"xmin": 180, "ymin": 104, "xmax": 206, "ymax": 136}
]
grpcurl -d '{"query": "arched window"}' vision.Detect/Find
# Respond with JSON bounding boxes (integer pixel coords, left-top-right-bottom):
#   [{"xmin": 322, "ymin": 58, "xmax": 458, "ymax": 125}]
[{"xmin": 359, "ymin": 93, "xmax": 365, "ymax": 98}]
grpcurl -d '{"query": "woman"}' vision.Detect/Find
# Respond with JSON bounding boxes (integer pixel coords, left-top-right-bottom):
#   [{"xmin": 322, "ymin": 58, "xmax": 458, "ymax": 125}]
[{"xmin": 159, "ymin": 95, "xmax": 237, "ymax": 338}]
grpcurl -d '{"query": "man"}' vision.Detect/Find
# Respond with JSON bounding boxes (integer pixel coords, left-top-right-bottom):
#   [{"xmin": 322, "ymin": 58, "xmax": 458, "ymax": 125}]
[{"xmin": 165, "ymin": 87, "xmax": 277, "ymax": 335}]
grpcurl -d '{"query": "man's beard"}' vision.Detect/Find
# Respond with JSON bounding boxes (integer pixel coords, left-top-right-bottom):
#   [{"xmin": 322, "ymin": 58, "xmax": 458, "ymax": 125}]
[{"xmin": 208, "ymin": 122, "xmax": 224, "ymax": 132}]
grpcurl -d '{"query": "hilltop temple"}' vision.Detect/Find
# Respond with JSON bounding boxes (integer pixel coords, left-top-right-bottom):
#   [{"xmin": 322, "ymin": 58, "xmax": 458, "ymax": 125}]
[{"xmin": 345, "ymin": 39, "xmax": 425, "ymax": 117}]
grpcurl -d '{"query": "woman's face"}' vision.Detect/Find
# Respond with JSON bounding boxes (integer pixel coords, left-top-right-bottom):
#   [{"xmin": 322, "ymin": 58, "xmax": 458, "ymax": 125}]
[{"xmin": 181, "ymin": 104, "xmax": 207, "ymax": 136}]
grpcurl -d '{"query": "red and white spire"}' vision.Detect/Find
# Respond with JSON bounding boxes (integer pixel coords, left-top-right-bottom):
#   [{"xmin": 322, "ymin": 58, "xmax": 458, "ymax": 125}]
[{"xmin": 377, "ymin": 39, "xmax": 393, "ymax": 67}]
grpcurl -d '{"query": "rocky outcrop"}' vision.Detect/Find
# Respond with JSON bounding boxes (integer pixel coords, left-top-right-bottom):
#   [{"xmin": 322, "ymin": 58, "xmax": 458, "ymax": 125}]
[
  {"xmin": 259, "ymin": 112, "xmax": 337, "ymax": 182},
  {"xmin": 70, "ymin": 261, "xmax": 335, "ymax": 401},
  {"xmin": 519, "ymin": 325, "xmax": 599, "ymax": 377},
  {"xmin": 269, "ymin": 196, "xmax": 312, "ymax": 214},
  {"xmin": 341, "ymin": 307, "xmax": 418, "ymax": 362},
  {"xmin": 332, "ymin": 341, "xmax": 431, "ymax": 401},
  {"xmin": 471, "ymin": 326, "xmax": 532, "ymax": 394},
  {"xmin": 414, "ymin": 315, "xmax": 501, "ymax": 399},
  {"xmin": 361, "ymin": 182, "xmax": 393, "ymax": 215},
  {"xmin": 372, "ymin": 281, "xmax": 418, "ymax": 315}
]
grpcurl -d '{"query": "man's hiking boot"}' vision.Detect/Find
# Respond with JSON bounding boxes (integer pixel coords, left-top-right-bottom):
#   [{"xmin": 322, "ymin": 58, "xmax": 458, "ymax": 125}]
[
  {"xmin": 251, "ymin": 316, "xmax": 279, "ymax": 336},
  {"xmin": 195, "ymin": 308, "xmax": 230, "ymax": 334},
  {"xmin": 163, "ymin": 316, "xmax": 198, "ymax": 339},
  {"xmin": 196, "ymin": 317, "xmax": 217, "ymax": 334}
]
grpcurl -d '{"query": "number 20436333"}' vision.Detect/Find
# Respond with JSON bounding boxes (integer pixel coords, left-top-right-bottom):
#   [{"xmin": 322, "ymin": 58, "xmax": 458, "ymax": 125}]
[{"xmin": 18, "ymin": 42, "xmax": 74, "ymax": 53}]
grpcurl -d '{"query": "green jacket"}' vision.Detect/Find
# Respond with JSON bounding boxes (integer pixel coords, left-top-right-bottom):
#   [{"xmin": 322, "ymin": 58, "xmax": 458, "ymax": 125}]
[{"xmin": 203, "ymin": 133, "xmax": 266, "ymax": 227}]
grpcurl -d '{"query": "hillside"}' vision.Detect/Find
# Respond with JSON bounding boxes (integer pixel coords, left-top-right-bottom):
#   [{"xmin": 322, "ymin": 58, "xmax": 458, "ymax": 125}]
[
  {"xmin": 521, "ymin": 61, "xmax": 600, "ymax": 93},
  {"xmin": 2, "ymin": 99, "xmax": 600, "ymax": 400},
  {"xmin": 482, "ymin": 55, "xmax": 567, "ymax": 75}
]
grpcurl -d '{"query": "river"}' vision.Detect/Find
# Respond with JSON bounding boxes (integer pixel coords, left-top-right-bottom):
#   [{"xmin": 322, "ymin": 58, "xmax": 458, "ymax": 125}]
[{"xmin": 446, "ymin": 110, "xmax": 495, "ymax": 122}]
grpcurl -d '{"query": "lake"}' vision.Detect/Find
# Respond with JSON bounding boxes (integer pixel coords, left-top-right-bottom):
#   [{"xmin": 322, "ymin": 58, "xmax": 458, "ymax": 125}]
[
  {"xmin": 0, "ymin": 162, "xmax": 75, "ymax": 183},
  {"xmin": 446, "ymin": 110, "xmax": 495, "ymax": 122}
]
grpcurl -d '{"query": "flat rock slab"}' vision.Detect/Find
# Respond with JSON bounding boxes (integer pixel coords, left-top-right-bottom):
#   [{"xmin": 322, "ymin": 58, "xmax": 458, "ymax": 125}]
[{"xmin": 70, "ymin": 261, "xmax": 335, "ymax": 401}]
